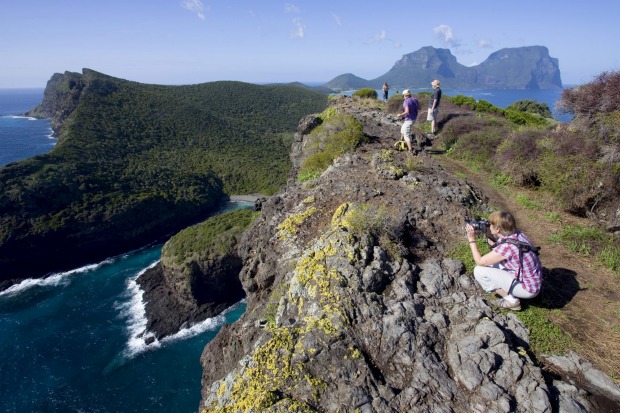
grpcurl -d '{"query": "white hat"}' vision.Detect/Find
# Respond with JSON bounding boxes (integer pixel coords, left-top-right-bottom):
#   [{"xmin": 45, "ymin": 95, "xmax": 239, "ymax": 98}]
[{"xmin": 402, "ymin": 89, "xmax": 411, "ymax": 96}]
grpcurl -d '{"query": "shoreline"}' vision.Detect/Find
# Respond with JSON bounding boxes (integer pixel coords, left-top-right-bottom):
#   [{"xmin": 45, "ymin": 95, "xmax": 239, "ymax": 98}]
[{"xmin": 228, "ymin": 194, "xmax": 269, "ymax": 203}]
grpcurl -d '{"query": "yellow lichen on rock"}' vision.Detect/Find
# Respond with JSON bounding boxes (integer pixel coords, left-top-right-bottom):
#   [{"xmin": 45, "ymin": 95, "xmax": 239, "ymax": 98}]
[
  {"xmin": 277, "ymin": 206, "xmax": 317, "ymax": 240},
  {"xmin": 330, "ymin": 202, "xmax": 351, "ymax": 228},
  {"xmin": 205, "ymin": 205, "xmax": 364, "ymax": 412}
]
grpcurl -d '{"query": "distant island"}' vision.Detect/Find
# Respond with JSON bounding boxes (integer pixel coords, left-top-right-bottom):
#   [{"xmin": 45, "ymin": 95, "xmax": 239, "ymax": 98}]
[{"xmin": 323, "ymin": 45, "xmax": 562, "ymax": 91}]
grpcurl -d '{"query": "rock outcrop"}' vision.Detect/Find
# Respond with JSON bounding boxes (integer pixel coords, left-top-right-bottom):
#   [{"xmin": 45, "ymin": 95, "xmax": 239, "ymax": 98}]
[
  {"xmin": 136, "ymin": 209, "xmax": 254, "ymax": 341},
  {"xmin": 137, "ymin": 254, "xmax": 244, "ymax": 341},
  {"xmin": 198, "ymin": 97, "xmax": 619, "ymax": 412}
]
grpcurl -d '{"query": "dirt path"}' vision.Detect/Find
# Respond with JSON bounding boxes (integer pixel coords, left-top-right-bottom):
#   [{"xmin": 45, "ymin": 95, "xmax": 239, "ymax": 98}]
[{"xmin": 438, "ymin": 156, "xmax": 620, "ymax": 382}]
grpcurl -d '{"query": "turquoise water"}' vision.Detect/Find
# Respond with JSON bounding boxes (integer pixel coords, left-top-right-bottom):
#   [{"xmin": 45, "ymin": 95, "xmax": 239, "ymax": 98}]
[{"xmin": 0, "ymin": 202, "xmax": 249, "ymax": 413}]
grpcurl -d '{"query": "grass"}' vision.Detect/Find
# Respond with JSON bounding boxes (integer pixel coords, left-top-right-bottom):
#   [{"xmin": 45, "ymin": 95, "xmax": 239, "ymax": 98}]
[
  {"xmin": 550, "ymin": 224, "xmax": 604, "ymax": 257},
  {"xmin": 517, "ymin": 306, "xmax": 574, "ymax": 354},
  {"xmin": 544, "ymin": 212, "xmax": 562, "ymax": 223},
  {"xmin": 515, "ymin": 194, "xmax": 542, "ymax": 210}
]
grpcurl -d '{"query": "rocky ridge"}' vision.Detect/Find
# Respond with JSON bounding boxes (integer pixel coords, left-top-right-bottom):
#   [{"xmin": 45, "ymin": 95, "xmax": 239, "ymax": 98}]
[{"xmin": 198, "ymin": 97, "xmax": 620, "ymax": 412}]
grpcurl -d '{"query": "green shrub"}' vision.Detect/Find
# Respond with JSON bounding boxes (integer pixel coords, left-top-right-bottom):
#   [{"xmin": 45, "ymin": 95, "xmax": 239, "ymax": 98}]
[
  {"xmin": 474, "ymin": 99, "xmax": 503, "ymax": 114},
  {"xmin": 450, "ymin": 128, "xmax": 504, "ymax": 171},
  {"xmin": 298, "ymin": 114, "xmax": 365, "ymax": 179},
  {"xmin": 353, "ymin": 88, "xmax": 378, "ymax": 99},
  {"xmin": 537, "ymin": 153, "xmax": 604, "ymax": 215},
  {"xmin": 507, "ymin": 99, "xmax": 553, "ymax": 118},
  {"xmin": 449, "ymin": 94, "xmax": 477, "ymax": 108},
  {"xmin": 504, "ymin": 109, "xmax": 547, "ymax": 126},
  {"xmin": 441, "ymin": 114, "xmax": 510, "ymax": 152},
  {"xmin": 341, "ymin": 203, "xmax": 390, "ymax": 238}
]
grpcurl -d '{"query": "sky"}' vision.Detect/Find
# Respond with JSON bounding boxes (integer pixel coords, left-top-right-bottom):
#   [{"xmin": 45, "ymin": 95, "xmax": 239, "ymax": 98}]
[{"xmin": 1, "ymin": 0, "xmax": 619, "ymax": 89}]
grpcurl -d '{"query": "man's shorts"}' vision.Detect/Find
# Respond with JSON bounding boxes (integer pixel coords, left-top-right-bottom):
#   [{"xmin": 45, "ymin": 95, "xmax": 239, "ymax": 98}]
[
  {"xmin": 428, "ymin": 108, "xmax": 439, "ymax": 121},
  {"xmin": 401, "ymin": 120, "xmax": 413, "ymax": 142}
]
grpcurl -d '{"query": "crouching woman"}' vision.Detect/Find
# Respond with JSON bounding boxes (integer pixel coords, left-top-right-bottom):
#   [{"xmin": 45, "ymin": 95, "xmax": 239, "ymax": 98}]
[{"xmin": 465, "ymin": 210, "xmax": 542, "ymax": 311}]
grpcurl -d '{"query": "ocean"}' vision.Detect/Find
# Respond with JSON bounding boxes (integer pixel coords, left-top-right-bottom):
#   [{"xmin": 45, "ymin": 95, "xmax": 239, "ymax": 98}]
[
  {"xmin": 0, "ymin": 85, "xmax": 570, "ymax": 412},
  {"xmin": 367, "ymin": 86, "xmax": 572, "ymax": 122},
  {"xmin": 0, "ymin": 89, "xmax": 55, "ymax": 167}
]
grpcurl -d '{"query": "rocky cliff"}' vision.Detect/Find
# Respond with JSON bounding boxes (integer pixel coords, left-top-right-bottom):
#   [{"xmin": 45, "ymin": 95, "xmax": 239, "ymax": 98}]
[
  {"xmin": 136, "ymin": 209, "xmax": 254, "ymax": 341},
  {"xmin": 197, "ymin": 97, "xmax": 620, "ymax": 412},
  {"xmin": 324, "ymin": 46, "xmax": 562, "ymax": 91}
]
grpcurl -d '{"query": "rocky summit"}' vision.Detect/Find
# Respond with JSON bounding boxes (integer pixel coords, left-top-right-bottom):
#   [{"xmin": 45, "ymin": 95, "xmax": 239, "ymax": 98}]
[{"xmin": 197, "ymin": 97, "xmax": 620, "ymax": 412}]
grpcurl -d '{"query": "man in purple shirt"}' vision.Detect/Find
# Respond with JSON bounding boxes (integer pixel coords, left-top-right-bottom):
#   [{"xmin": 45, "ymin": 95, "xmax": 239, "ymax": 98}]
[{"xmin": 398, "ymin": 89, "xmax": 419, "ymax": 152}]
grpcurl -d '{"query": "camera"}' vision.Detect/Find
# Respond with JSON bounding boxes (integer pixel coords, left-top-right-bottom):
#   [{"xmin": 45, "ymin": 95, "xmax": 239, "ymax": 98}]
[{"xmin": 465, "ymin": 218, "xmax": 489, "ymax": 233}]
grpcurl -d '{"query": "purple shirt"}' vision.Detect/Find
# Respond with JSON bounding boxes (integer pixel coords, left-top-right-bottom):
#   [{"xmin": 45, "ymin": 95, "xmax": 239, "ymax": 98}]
[{"xmin": 403, "ymin": 97, "xmax": 419, "ymax": 121}]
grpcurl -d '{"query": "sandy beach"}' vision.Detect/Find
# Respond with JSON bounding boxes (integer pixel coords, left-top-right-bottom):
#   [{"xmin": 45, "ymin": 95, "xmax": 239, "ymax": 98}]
[{"xmin": 228, "ymin": 194, "xmax": 269, "ymax": 202}]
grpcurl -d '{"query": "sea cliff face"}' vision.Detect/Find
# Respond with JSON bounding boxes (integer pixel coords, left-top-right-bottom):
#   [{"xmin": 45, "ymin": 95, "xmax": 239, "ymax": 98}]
[{"xmin": 197, "ymin": 97, "xmax": 618, "ymax": 412}]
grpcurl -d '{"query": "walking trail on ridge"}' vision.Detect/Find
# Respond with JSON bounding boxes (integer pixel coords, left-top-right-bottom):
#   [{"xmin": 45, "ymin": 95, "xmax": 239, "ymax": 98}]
[{"xmin": 438, "ymin": 155, "xmax": 620, "ymax": 382}]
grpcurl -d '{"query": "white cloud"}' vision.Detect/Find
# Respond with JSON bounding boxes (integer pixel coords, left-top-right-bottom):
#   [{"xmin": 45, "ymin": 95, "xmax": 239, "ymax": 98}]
[
  {"xmin": 331, "ymin": 12, "xmax": 341, "ymax": 26},
  {"xmin": 290, "ymin": 17, "xmax": 305, "ymax": 39},
  {"xmin": 284, "ymin": 3, "xmax": 300, "ymax": 13},
  {"xmin": 479, "ymin": 39, "xmax": 493, "ymax": 48},
  {"xmin": 365, "ymin": 30, "xmax": 386, "ymax": 45},
  {"xmin": 433, "ymin": 24, "xmax": 461, "ymax": 48},
  {"xmin": 181, "ymin": 0, "xmax": 206, "ymax": 21}
]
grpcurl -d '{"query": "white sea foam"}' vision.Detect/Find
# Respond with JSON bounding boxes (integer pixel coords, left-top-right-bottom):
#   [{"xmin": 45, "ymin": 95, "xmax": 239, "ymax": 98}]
[
  {"xmin": 0, "ymin": 259, "xmax": 115, "ymax": 298},
  {"xmin": 1, "ymin": 115, "xmax": 37, "ymax": 120},
  {"xmin": 116, "ymin": 261, "xmax": 159, "ymax": 357},
  {"xmin": 119, "ymin": 268, "xmax": 245, "ymax": 358}
]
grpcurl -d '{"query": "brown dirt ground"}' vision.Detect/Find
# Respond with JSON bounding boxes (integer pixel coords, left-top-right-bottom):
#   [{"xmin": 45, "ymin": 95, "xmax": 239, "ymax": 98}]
[{"xmin": 437, "ymin": 155, "xmax": 620, "ymax": 383}]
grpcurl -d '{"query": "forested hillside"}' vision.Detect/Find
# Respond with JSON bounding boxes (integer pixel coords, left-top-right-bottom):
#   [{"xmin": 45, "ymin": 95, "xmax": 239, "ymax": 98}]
[{"xmin": 0, "ymin": 69, "xmax": 327, "ymax": 286}]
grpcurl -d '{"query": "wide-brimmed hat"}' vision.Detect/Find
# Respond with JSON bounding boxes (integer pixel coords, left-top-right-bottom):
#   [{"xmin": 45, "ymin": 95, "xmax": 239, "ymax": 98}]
[
  {"xmin": 402, "ymin": 89, "xmax": 411, "ymax": 96},
  {"xmin": 431, "ymin": 80, "xmax": 440, "ymax": 87}
]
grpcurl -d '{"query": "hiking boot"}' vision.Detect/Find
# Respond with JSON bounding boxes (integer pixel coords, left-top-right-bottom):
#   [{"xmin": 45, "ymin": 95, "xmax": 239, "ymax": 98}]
[{"xmin": 492, "ymin": 298, "xmax": 521, "ymax": 311}]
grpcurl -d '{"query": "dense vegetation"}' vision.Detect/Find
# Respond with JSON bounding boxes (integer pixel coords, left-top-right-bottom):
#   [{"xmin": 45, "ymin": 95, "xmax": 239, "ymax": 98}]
[
  {"xmin": 0, "ymin": 70, "xmax": 327, "ymax": 282},
  {"xmin": 352, "ymin": 88, "xmax": 378, "ymax": 99},
  {"xmin": 161, "ymin": 209, "xmax": 257, "ymax": 283},
  {"xmin": 297, "ymin": 108, "xmax": 366, "ymax": 181},
  {"xmin": 432, "ymin": 72, "xmax": 620, "ymax": 276},
  {"xmin": 442, "ymin": 73, "xmax": 620, "ymax": 219}
]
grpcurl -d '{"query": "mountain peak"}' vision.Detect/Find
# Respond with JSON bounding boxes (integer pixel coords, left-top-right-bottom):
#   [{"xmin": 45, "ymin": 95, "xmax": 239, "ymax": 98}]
[{"xmin": 324, "ymin": 45, "xmax": 562, "ymax": 90}]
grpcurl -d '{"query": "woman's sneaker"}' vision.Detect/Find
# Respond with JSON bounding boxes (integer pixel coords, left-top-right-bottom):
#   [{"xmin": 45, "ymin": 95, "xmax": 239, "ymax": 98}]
[{"xmin": 493, "ymin": 298, "xmax": 521, "ymax": 311}]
